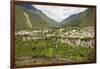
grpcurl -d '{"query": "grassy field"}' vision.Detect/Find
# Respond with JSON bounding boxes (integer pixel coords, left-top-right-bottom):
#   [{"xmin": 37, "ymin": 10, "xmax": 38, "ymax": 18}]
[{"xmin": 15, "ymin": 35, "xmax": 94, "ymax": 66}]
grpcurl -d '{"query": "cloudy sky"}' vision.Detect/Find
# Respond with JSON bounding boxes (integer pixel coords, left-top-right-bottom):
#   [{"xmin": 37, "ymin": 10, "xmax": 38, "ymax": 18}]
[{"xmin": 33, "ymin": 5, "xmax": 87, "ymax": 22}]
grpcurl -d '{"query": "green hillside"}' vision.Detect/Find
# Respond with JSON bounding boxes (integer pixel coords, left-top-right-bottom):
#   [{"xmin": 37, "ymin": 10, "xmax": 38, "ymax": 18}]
[
  {"xmin": 15, "ymin": 5, "xmax": 95, "ymax": 30},
  {"xmin": 15, "ymin": 5, "xmax": 31, "ymax": 31},
  {"xmin": 15, "ymin": 5, "xmax": 57, "ymax": 31},
  {"xmin": 61, "ymin": 8, "xmax": 95, "ymax": 27},
  {"xmin": 77, "ymin": 8, "xmax": 95, "ymax": 27}
]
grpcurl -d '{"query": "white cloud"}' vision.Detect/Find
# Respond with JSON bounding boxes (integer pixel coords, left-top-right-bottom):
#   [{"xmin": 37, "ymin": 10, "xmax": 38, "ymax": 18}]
[{"xmin": 33, "ymin": 5, "xmax": 87, "ymax": 22}]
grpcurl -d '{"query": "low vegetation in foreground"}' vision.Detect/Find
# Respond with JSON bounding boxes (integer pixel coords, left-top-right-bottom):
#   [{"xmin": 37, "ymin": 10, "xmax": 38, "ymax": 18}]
[{"xmin": 15, "ymin": 28, "xmax": 94, "ymax": 66}]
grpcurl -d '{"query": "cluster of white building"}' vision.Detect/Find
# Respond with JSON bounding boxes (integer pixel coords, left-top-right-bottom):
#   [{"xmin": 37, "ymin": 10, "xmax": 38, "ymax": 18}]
[{"xmin": 15, "ymin": 27, "xmax": 95, "ymax": 48}]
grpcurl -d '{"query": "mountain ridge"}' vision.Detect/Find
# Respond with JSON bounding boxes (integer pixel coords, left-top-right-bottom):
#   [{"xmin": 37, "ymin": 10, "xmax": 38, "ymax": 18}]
[
  {"xmin": 60, "ymin": 8, "xmax": 95, "ymax": 27},
  {"xmin": 15, "ymin": 4, "xmax": 58, "ymax": 31},
  {"xmin": 15, "ymin": 4, "xmax": 95, "ymax": 31}
]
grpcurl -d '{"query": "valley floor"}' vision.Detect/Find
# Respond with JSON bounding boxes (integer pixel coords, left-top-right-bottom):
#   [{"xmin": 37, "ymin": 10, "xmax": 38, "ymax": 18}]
[{"xmin": 15, "ymin": 27, "xmax": 95, "ymax": 67}]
